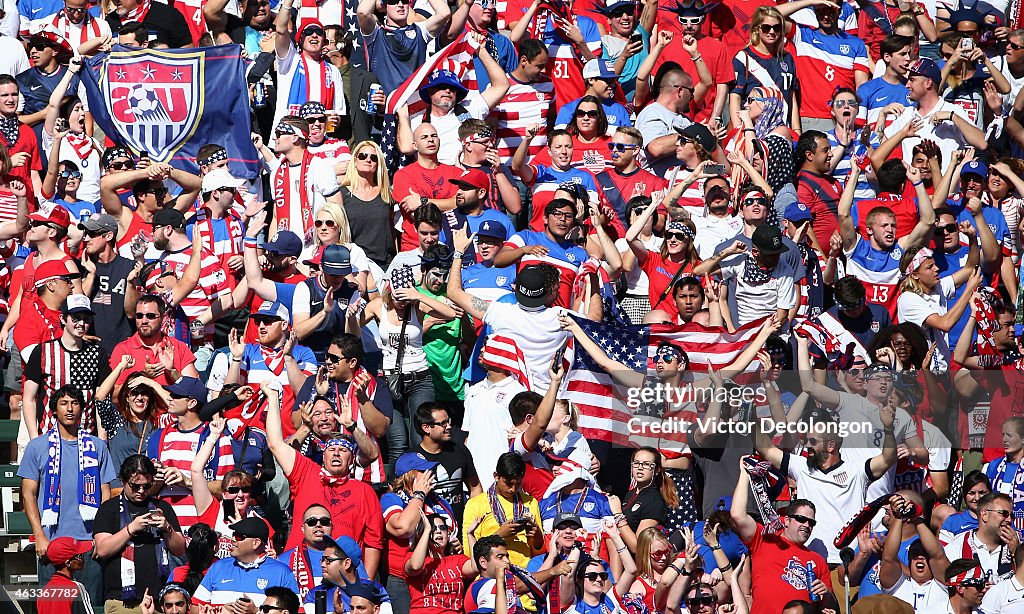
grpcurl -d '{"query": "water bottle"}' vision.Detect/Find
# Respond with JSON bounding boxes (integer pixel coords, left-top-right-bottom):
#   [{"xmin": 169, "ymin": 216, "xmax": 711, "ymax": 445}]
[
  {"xmin": 367, "ymin": 83, "xmax": 382, "ymax": 115},
  {"xmin": 806, "ymin": 563, "xmax": 819, "ymax": 602}
]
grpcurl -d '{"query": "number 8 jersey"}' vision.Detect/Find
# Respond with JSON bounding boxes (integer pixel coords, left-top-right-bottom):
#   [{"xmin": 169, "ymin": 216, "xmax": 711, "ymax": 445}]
[{"xmin": 787, "ymin": 22, "xmax": 870, "ymax": 120}]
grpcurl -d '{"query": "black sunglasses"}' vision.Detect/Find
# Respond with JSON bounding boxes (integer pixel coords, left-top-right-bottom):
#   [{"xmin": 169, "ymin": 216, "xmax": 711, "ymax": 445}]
[
  {"xmin": 225, "ymin": 485, "xmax": 252, "ymax": 495},
  {"xmin": 575, "ymin": 109, "xmax": 599, "ymax": 118},
  {"xmin": 304, "ymin": 516, "xmax": 333, "ymax": 527},
  {"xmin": 306, "ymin": 115, "xmax": 328, "ymax": 124},
  {"xmin": 356, "ymin": 152, "xmax": 379, "ymax": 162},
  {"xmin": 583, "ymin": 572, "xmax": 609, "ymax": 581},
  {"xmin": 135, "ymin": 313, "xmax": 160, "ymax": 320},
  {"xmin": 59, "ymin": 170, "xmax": 83, "ymax": 179},
  {"xmin": 260, "ymin": 607, "xmax": 287, "ymax": 614},
  {"xmin": 1010, "ymin": 41, "xmax": 1024, "ymax": 50},
  {"xmin": 108, "ymin": 160, "xmax": 135, "ymax": 170},
  {"xmin": 758, "ymin": 23, "xmax": 782, "ymax": 33},
  {"xmin": 788, "ymin": 513, "xmax": 817, "ymax": 527}
]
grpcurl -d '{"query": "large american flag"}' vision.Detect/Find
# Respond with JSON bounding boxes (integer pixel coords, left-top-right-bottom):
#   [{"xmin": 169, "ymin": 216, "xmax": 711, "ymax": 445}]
[{"xmin": 564, "ymin": 315, "xmax": 767, "ymax": 446}]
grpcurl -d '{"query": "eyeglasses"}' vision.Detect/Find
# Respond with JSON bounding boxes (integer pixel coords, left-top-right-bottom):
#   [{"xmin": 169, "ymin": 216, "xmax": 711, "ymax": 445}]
[
  {"xmin": 758, "ymin": 22, "xmax": 782, "ymax": 33},
  {"xmin": 608, "ymin": 143, "xmax": 639, "ymax": 152},
  {"xmin": 677, "ymin": 15, "xmax": 703, "ymax": 24},
  {"xmin": 356, "ymin": 151, "xmax": 379, "ymax": 162},
  {"xmin": 322, "ymin": 556, "xmax": 346, "ymax": 563},
  {"xmin": 788, "ymin": 513, "xmax": 817, "ymax": 527},
  {"xmin": 548, "ymin": 210, "xmax": 574, "ymax": 220},
  {"xmin": 631, "ymin": 460, "xmax": 656, "ymax": 470},
  {"xmin": 306, "ymin": 115, "xmax": 328, "ymax": 124},
  {"xmin": 59, "ymin": 170, "xmax": 83, "ymax": 179},
  {"xmin": 108, "ymin": 160, "xmax": 135, "ymax": 170},
  {"xmin": 831, "ymin": 99, "xmax": 859, "ymax": 109},
  {"xmin": 126, "ymin": 481, "xmax": 153, "ymax": 491},
  {"xmin": 304, "ymin": 516, "xmax": 333, "ymax": 527},
  {"xmin": 429, "ymin": 419, "xmax": 452, "ymax": 428},
  {"xmin": 984, "ymin": 509, "xmax": 1012, "ymax": 518},
  {"xmin": 575, "ymin": 109, "xmax": 600, "ymax": 118},
  {"xmin": 314, "ymin": 219, "xmax": 337, "ymax": 228},
  {"xmin": 665, "ymin": 232, "xmax": 689, "ymax": 241},
  {"xmin": 135, "ymin": 312, "xmax": 160, "ymax": 320},
  {"xmin": 260, "ymin": 606, "xmax": 287, "ymax": 614},
  {"xmin": 583, "ymin": 572, "xmax": 609, "ymax": 582},
  {"xmin": 225, "ymin": 485, "xmax": 252, "ymax": 495}
]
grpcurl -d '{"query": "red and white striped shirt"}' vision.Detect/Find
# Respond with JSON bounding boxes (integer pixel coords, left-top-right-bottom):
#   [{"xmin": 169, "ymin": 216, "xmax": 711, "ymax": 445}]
[
  {"xmin": 157, "ymin": 247, "xmax": 231, "ymax": 322},
  {"xmin": 308, "ymin": 137, "xmax": 351, "ymax": 167},
  {"xmin": 492, "ymin": 77, "xmax": 554, "ymax": 163},
  {"xmin": 153, "ymin": 424, "xmax": 236, "ymax": 531},
  {"xmin": 43, "ymin": 11, "xmax": 110, "ymax": 49}
]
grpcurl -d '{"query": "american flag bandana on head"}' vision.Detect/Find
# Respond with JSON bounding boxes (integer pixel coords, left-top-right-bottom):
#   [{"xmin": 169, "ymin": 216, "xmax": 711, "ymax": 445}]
[{"xmin": 390, "ymin": 265, "xmax": 415, "ymax": 290}]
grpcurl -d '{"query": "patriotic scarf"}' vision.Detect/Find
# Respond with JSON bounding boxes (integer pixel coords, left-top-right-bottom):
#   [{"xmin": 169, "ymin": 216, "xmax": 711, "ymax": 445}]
[
  {"xmin": 119, "ymin": 494, "xmax": 170, "ymax": 600},
  {"xmin": 527, "ymin": 0, "xmax": 572, "ymax": 40},
  {"xmin": 260, "ymin": 345, "xmax": 287, "ymax": 376},
  {"xmin": 287, "ymin": 54, "xmax": 335, "ymax": 115},
  {"xmin": 51, "ymin": 10, "xmax": 102, "ymax": 47},
  {"xmin": 487, "ymin": 483, "xmax": 524, "ymax": 525},
  {"xmin": 962, "ymin": 530, "xmax": 1014, "ymax": 578},
  {"xmin": 121, "ymin": 0, "xmax": 152, "ymax": 24},
  {"xmin": 742, "ymin": 454, "xmax": 783, "ymax": 534},
  {"xmin": 991, "ymin": 455, "xmax": 1024, "ymax": 516},
  {"xmin": 41, "ymin": 428, "xmax": 101, "ymax": 527},
  {"xmin": 741, "ymin": 253, "xmax": 774, "ymax": 286},
  {"xmin": 65, "ymin": 132, "xmax": 95, "ymax": 166},
  {"xmin": 0, "ymin": 116, "xmax": 19, "ymax": 147},
  {"xmin": 273, "ymin": 151, "xmax": 315, "ymax": 245},
  {"xmin": 289, "ymin": 543, "xmax": 316, "ymax": 600},
  {"xmin": 974, "ymin": 288, "xmax": 1002, "ymax": 361},
  {"xmin": 193, "ymin": 207, "xmax": 245, "ymax": 258}
]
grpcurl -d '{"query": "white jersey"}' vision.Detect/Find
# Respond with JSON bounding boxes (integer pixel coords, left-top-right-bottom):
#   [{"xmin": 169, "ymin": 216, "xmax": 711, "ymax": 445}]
[
  {"xmin": 786, "ymin": 452, "xmax": 874, "ymax": 564},
  {"xmin": 886, "ymin": 575, "xmax": 950, "ymax": 611},
  {"xmin": 463, "ymin": 376, "xmax": 526, "ymax": 491},
  {"xmin": 980, "ymin": 574, "xmax": 1024, "ymax": 613},
  {"xmin": 834, "ymin": 392, "xmax": 915, "ymax": 505}
]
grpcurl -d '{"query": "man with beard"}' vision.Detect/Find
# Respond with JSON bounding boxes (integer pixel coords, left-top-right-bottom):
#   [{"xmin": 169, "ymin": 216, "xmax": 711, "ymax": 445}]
[
  {"xmin": 243, "ymin": 211, "xmax": 308, "ymax": 323},
  {"xmin": 397, "ymin": 49, "xmax": 509, "ymax": 165},
  {"xmin": 878, "ymin": 494, "xmax": 954, "ymax": 609},
  {"xmin": 754, "ymin": 409, "xmax": 897, "ymax": 568},
  {"xmin": 839, "ymin": 162, "xmax": 939, "ymax": 316},
  {"xmin": 445, "ymin": 167, "xmax": 514, "ymax": 261},
  {"xmin": 414, "ymin": 403, "xmax": 481, "ymax": 519},
  {"xmin": 110, "ymin": 295, "xmax": 200, "ymax": 388},
  {"xmin": 857, "ymin": 35, "xmax": 914, "ymax": 126},
  {"xmin": 78, "ymin": 213, "xmax": 133, "ymax": 355},
  {"xmin": 456, "ymin": 120, "xmax": 522, "ymax": 216},
  {"xmin": 290, "ymin": 398, "xmax": 340, "ymax": 464},
  {"xmin": 731, "ymin": 479, "xmax": 837, "ymax": 612},
  {"xmin": 635, "ymin": 68, "xmax": 695, "ymax": 176},
  {"xmin": 356, "ymin": 0, "xmax": 451, "ymax": 93},
  {"xmin": 692, "ymin": 176, "xmax": 742, "ymax": 259},
  {"xmin": 272, "ymin": 14, "xmax": 346, "ymax": 124},
  {"xmin": 595, "ymin": 126, "xmax": 667, "ymax": 225},
  {"xmin": 104, "ymin": 0, "xmax": 191, "ymax": 47},
  {"xmin": 943, "ymin": 493, "xmax": 1019, "ymax": 581},
  {"xmin": 277, "ymin": 504, "xmax": 336, "ymax": 599}
]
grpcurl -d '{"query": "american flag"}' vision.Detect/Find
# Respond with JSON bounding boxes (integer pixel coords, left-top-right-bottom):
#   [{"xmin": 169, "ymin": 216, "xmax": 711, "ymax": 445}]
[
  {"xmin": 564, "ymin": 315, "xmax": 767, "ymax": 446},
  {"xmin": 480, "ymin": 334, "xmax": 535, "ymax": 391}
]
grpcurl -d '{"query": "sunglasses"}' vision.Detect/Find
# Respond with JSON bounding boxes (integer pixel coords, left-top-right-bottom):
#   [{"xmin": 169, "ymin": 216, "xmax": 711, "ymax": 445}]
[
  {"xmin": 687, "ymin": 597, "xmax": 715, "ymax": 606},
  {"xmin": 665, "ymin": 232, "xmax": 689, "ymax": 241},
  {"xmin": 64, "ymin": 4, "xmax": 88, "ymax": 12},
  {"xmin": 985, "ymin": 509, "xmax": 1012, "ymax": 518},
  {"xmin": 356, "ymin": 151, "xmax": 379, "ymax": 162},
  {"xmin": 575, "ymin": 109, "xmax": 600, "ymax": 118},
  {"xmin": 384, "ymin": 0, "xmax": 410, "ymax": 5},
  {"xmin": 28, "ymin": 42, "xmax": 54, "ymax": 51},
  {"xmin": 30, "ymin": 220, "xmax": 55, "ymax": 229},
  {"xmin": 1009, "ymin": 41, "xmax": 1024, "ymax": 50},
  {"xmin": 742, "ymin": 197, "xmax": 767, "ymax": 207},
  {"xmin": 126, "ymin": 481, "xmax": 153, "ymax": 491},
  {"xmin": 274, "ymin": 130, "xmax": 296, "ymax": 138},
  {"xmin": 135, "ymin": 312, "xmax": 160, "ymax": 320},
  {"xmin": 654, "ymin": 352, "xmax": 679, "ymax": 363},
  {"xmin": 745, "ymin": 96, "xmax": 769, "ymax": 105},
  {"xmin": 314, "ymin": 219, "xmax": 337, "ymax": 228},
  {"xmin": 935, "ymin": 224, "xmax": 957, "ymax": 234},
  {"xmin": 144, "ymin": 188, "xmax": 169, "ymax": 197},
  {"xmin": 677, "ymin": 15, "xmax": 703, "ymax": 24},
  {"xmin": 108, "ymin": 160, "xmax": 135, "ymax": 170},
  {"xmin": 225, "ymin": 485, "xmax": 252, "ymax": 495},
  {"xmin": 758, "ymin": 22, "xmax": 782, "ymax": 33},
  {"xmin": 429, "ymin": 419, "xmax": 452, "ymax": 428},
  {"xmin": 584, "ymin": 572, "xmax": 609, "ymax": 582},
  {"xmin": 306, "ymin": 115, "xmax": 328, "ymax": 124},
  {"xmin": 302, "ymin": 26, "xmax": 325, "ymax": 36},
  {"xmin": 325, "ymin": 352, "xmax": 346, "ymax": 364},
  {"xmin": 59, "ymin": 170, "xmax": 83, "ymax": 179},
  {"xmin": 304, "ymin": 516, "xmax": 333, "ymax": 527},
  {"xmin": 233, "ymin": 533, "xmax": 256, "ymax": 541},
  {"xmin": 831, "ymin": 99, "xmax": 859, "ymax": 109},
  {"xmin": 608, "ymin": 143, "xmax": 639, "ymax": 152},
  {"xmin": 260, "ymin": 607, "xmax": 287, "ymax": 614},
  {"xmin": 788, "ymin": 513, "xmax": 817, "ymax": 527}
]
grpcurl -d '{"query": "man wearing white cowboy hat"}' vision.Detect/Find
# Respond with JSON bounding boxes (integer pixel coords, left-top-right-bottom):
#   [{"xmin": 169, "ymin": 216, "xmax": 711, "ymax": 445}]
[{"xmin": 396, "ymin": 49, "xmax": 510, "ymax": 165}]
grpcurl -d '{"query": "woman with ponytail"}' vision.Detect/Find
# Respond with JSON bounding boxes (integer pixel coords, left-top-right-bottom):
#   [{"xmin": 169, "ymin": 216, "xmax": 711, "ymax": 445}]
[{"xmin": 168, "ymin": 523, "xmax": 217, "ymax": 593}]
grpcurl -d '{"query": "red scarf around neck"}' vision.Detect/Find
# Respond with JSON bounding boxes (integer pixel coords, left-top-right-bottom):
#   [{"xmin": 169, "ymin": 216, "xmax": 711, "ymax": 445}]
[{"xmin": 273, "ymin": 151, "xmax": 314, "ymax": 244}]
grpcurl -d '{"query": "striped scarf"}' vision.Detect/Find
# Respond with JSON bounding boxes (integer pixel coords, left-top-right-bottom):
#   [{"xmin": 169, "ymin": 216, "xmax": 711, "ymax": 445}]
[
  {"xmin": 286, "ymin": 54, "xmax": 335, "ymax": 116},
  {"xmin": 42, "ymin": 428, "xmax": 101, "ymax": 527}
]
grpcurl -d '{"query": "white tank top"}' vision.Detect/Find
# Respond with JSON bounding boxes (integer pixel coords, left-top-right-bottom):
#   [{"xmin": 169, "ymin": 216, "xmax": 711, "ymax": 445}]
[{"xmin": 378, "ymin": 306, "xmax": 429, "ymax": 372}]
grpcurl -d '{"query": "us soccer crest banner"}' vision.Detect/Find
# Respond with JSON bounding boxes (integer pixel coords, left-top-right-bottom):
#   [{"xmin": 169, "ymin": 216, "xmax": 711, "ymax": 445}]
[{"xmin": 80, "ymin": 44, "xmax": 260, "ymax": 179}]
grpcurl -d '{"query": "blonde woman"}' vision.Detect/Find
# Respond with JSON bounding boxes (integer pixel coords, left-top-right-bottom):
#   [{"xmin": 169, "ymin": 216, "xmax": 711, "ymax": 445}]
[
  {"xmin": 629, "ymin": 527, "xmax": 674, "ymax": 613},
  {"xmin": 312, "ymin": 201, "xmax": 370, "ymax": 293},
  {"xmin": 896, "ymin": 244, "xmax": 982, "ymax": 373},
  {"xmin": 729, "ymin": 6, "xmax": 800, "ymax": 132},
  {"xmin": 340, "ymin": 140, "xmax": 394, "ymax": 267}
]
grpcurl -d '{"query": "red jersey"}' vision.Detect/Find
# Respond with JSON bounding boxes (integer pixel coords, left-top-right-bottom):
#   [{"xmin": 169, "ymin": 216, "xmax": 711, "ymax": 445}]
[
  {"xmin": 408, "ymin": 554, "xmax": 471, "ymax": 614},
  {"xmin": 640, "ymin": 252, "xmax": 696, "ymax": 319},
  {"xmin": 391, "ymin": 161, "xmax": 461, "ymax": 251},
  {"xmin": 797, "ymin": 170, "xmax": 843, "ymax": 246},
  {"xmin": 38, "ymin": 574, "xmax": 86, "ymax": 614},
  {"xmin": 744, "ymin": 524, "xmax": 833, "ymax": 614},
  {"xmin": 285, "ymin": 454, "xmax": 384, "ymax": 551},
  {"xmin": 529, "ymin": 135, "xmax": 613, "ymax": 176},
  {"xmin": 656, "ymin": 37, "xmax": 733, "ymax": 123}
]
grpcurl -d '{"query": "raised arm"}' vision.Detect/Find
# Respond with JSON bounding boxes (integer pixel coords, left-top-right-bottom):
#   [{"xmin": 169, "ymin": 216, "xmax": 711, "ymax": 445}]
[
  {"xmin": 510, "ymin": 124, "xmax": 540, "ymax": 185},
  {"xmin": 189, "ymin": 415, "xmax": 227, "ymax": 517},
  {"xmin": 867, "ymin": 399, "xmax": 898, "ymax": 479},
  {"xmin": 521, "ymin": 363, "xmax": 564, "ymax": 451},
  {"xmin": 446, "ymin": 228, "xmax": 491, "ymax": 320},
  {"xmin": 421, "ymin": 0, "xmax": 452, "ymax": 37},
  {"xmin": 558, "ymin": 312, "xmax": 644, "ymax": 388},
  {"xmin": 878, "ymin": 511, "xmax": 906, "ymax": 591},
  {"xmin": 262, "ymin": 383, "xmax": 296, "ymax": 476},
  {"xmin": 838, "ymin": 164, "xmax": 861, "ymax": 252},
  {"xmin": 796, "ymin": 334, "xmax": 841, "ymax": 407},
  {"xmin": 476, "ymin": 46, "xmax": 510, "ymax": 110},
  {"xmin": 729, "ymin": 461, "xmax": 757, "ymax": 542},
  {"xmin": 899, "ymin": 165, "xmax": 937, "ymax": 249},
  {"xmin": 274, "ymin": 0, "xmax": 295, "ymax": 56}
]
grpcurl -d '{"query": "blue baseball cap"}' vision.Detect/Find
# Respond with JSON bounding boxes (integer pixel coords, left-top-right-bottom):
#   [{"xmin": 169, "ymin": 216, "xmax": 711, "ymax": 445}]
[
  {"xmin": 332, "ymin": 535, "xmax": 369, "ymax": 579},
  {"xmin": 164, "ymin": 376, "xmax": 208, "ymax": 403},
  {"xmin": 395, "ymin": 452, "xmax": 438, "ymax": 476},
  {"xmin": 784, "ymin": 202, "xmax": 813, "ymax": 223},
  {"xmin": 908, "ymin": 58, "xmax": 941, "ymax": 86},
  {"xmin": 258, "ymin": 231, "xmax": 302, "ymax": 257},
  {"xmin": 962, "ymin": 159, "xmax": 989, "ymax": 180},
  {"xmin": 251, "ymin": 301, "xmax": 289, "ymax": 321},
  {"xmin": 476, "ymin": 220, "xmax": 508, "ymax": 241}
]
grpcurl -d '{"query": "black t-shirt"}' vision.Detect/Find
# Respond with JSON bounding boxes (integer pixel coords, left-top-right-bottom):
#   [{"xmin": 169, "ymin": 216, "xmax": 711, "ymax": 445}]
[
  {"xmin": 418, "ymin": 442, "xmax": 478, "ymax": 519},
  {"xmin": 24, "ymin": 340, "xmax": 111, "ymax": 415},
  {"xmin": 621, "ymin": 484, "xmax": 668, "ymax": 530},
  {"xmin": 106, "ymin": 2, "xmax": 192, "ymax": 48},
  {"xmin": 342, "ymin": 187, "xmax": 393, "ymax": 267},
  {"xmin": 90, "ymin": 256, "xmax": 135, "ymax": 355},
  {"xmin": 92, "ymin": 496, "xmax": 181, "ymax": 602}
]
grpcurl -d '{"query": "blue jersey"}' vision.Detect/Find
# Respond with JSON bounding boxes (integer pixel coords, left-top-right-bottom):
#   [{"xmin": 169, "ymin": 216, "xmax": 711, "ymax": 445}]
[
  {"xmin": 731, "ymin": 47, "xmax": 799, "ymax": 104},
  {"xmin": 941, "ymin": 510, "xmax": 979, "ymax": 537},
  {"xmin": 554, "ymin": 97, "xmax": 633, "ymax": 130},
  {"xmin": 539, "ymin": 487, "xmax": 614, "ymax": 535},
  {"xmin": 472, "ymin": 32, "xmax": 519, "ymax": 92},
  {"xmin": 933, "ymin": 243, "xmax": 973, "ymax": 351},
  {"xmin": 857, "ymin": 77, "xmax": 912, "ymax": 125},
  {"xmin": 53, "ymin": 198, "xmax": 99, "ymax": 223},
  {"xmin": 854, "ymin": 534, "xmax": 916, "ymax": 598},
  {"xmin": 363, "ymin": 23, "xmax": 429, "ymax": 91},
  {"xmin": 692, "ymin": 521, "xmax": 748, "ymax": 571},
  {"xmin": 462, "ymin": 262, "xmax": 515, "ymax": 303},
  {"xmin": 194, "ymin": 556, "xmax": 299, "ymax": 606}
]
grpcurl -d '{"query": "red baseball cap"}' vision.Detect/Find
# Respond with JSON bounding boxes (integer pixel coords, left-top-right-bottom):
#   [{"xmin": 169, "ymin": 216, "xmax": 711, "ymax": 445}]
[
  {"xmin": 33, "ymin": 259, "xmax": 80, "ymax": 288},
  {"xmin": 29, "ymin": 203, "xmax": 71, "ymax": 228},
  {"xmin": 448, "ymin": 167, "xmax": 491, "ymax": 193},
  {"xmin": 46, "ymin": 537, "xmax": 92, "ymax": 566}
]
